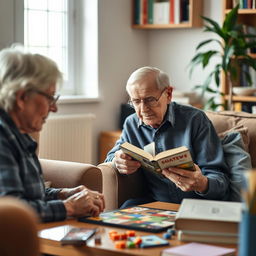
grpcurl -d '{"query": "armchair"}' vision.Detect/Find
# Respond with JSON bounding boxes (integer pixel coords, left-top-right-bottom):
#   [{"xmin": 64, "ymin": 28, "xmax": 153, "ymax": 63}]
[
  {"xmin": 98, "ymin": 111, "xmax": 256, "ymax": 210},
  {"xmin": 30, "ymin": 132, "xmax": 103, "ymax": 193},
  {"xmin": 40, "ymin": 159, "xmax": 102, "ymax": 192}
]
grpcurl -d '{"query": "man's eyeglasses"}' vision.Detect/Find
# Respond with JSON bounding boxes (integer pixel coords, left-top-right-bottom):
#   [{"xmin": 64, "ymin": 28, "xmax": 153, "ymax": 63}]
[
  {"xmin": 128, "ymin": 89, "xmax": 166, "ymax": 108},
  {"xmin": 30, "ymin": 89, "xmax": 60, "ymax": 106}
]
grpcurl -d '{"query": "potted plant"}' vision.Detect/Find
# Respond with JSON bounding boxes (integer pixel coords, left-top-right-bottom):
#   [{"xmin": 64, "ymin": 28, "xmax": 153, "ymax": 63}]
[{"xmin": 189, "ymin": 4, "xmax": 256, "ymax": 110}]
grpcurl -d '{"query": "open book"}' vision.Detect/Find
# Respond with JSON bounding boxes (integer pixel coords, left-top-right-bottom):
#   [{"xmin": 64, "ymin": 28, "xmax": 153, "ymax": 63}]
[{"xmin": 120, "ymin": 142, "xmax": 195, "ymax": 173}]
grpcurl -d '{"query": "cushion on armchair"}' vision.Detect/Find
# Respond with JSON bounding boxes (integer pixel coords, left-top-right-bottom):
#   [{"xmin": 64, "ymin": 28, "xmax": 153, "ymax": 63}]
[
  {"xmin": 221, "ymin": 132, "xmax": 252, "ymax": 201},
  {"xmin": 206, "ymin": 111, "xmax": 256, "ymax": 168}
]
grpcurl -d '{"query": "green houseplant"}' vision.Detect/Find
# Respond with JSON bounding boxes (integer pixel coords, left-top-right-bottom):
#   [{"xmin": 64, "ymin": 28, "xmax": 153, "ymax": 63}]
[{"xmin": 189, "ymin": 4, "xmax": 256, "ymax": 110}]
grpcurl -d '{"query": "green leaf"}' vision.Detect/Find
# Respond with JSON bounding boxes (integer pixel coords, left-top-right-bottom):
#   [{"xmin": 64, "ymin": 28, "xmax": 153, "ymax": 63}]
[
  {"xmin": 223, "ymin": 4, "xmax": 239, "ymax": 32},
  {"xmin": 214, "ymin": 67, "xmax": 220, "ymax": 87},
  {"xmin": 196, "ymin": 39, "xmax": 214, "ymax": 50},
  {"xmin": 222, "ymin": 45, "xmax": 234, "ymax": 70},
  {"xmin": 201, "ymin": 16, "xmax": 223, "ymax": 37},
  {"xmin": 202, "ymin": 51, "xmax": 218, "ymax": 67}
]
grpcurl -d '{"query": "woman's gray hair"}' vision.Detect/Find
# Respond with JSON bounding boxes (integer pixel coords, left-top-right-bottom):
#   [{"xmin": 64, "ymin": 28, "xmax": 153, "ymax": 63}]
[
  {"xmin": 126, "ymin": 66, "xmax": 170, "ymax": 92},
  {"xmin": 0, "ymin": 46, "xmax": 63, "ymax": 111}
]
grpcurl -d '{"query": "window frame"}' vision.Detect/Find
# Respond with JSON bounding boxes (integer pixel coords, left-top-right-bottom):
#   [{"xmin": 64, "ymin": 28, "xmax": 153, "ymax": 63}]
[{"xmin": 14, "ymin": 0, "xmax": 99, "ymax": 100}]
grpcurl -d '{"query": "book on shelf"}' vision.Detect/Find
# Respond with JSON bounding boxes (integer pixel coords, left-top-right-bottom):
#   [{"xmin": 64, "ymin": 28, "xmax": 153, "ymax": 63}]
[
  {"xmin": 153, "ymin": 1, "xmax": 170, "ymax": 25},
  {"xmin": 141, "ymin": 0, "xmax": 148, "ymax": 25},
  {"xmin": 161, "ymin": 242, "xmax": 236, "ymax": 256},
  {"xmin": 180, "ymin": 0, "xmax": 189, "ymax": 22},
  {"xmin": 147, "ymin": 0, "xmax": 154, "ymax": 24},
  {"xmin": 133, "ymin": 0, "xmax": 141, "ymax": 24},
  {"xmin": 120, "ymin": 142, "xmax": 195, "ymax": 174},
  {"xmin": 174, "ymin": 0, "xmax": 180, "ymax": 24},
  {"xmin": 175, "ymin": 199, "xmax": 242, "ymax": 244},
  {"xmin": 169, "ymin": 0, "xmax": 174, "ymax": 24}
]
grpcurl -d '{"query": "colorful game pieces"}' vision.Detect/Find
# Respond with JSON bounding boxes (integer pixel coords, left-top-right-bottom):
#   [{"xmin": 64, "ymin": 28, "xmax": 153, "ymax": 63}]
[
  {"xmin": 163, "ymin": 232, "xmax": 172, "ymax": 239},
  {"xmin": 167, "ymin": 228, "xmax": 176, "ymax": 235},
  {"xmin": 126, "ymin": 230, "xmax": 136, "ymax": 237},
  {"xmin": 114, "ymin": 241, "xmax": 126, "ymax": 249},
  {"xmin": 110, "ymin": 229, "xmax": 169, "ymax": 249},
  {"xmin": 133, "ymin": 236, "xmax": 142, "ymax": 245},
  {"xmin": 126, "ymin": 241, "xmax": 136, "ymax": 248},
  {"xmin": 109, "ymin": 230, "xmax": 134, "ymax": 241}
]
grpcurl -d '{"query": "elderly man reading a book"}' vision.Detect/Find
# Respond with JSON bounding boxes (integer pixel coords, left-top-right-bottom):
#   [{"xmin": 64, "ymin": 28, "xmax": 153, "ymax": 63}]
[{"xmin": 105, "ymin": 66, "xmax": 230, "ymax": 208}]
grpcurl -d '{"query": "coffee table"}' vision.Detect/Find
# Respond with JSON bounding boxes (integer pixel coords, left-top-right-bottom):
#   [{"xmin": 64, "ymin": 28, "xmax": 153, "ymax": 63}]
[{"xmin": 38, "ymin": 202, "xmax": 237, "ymax": 256}]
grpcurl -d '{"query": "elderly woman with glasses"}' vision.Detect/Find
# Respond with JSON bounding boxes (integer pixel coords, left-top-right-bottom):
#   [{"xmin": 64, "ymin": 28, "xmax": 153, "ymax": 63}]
[
  {"xmin": 0, "ymin": 46, "xmax": 105, "ymax": 222},
  {"xmin": 105, "ymin": 66, "xmax": 230, "ymax": 208}
]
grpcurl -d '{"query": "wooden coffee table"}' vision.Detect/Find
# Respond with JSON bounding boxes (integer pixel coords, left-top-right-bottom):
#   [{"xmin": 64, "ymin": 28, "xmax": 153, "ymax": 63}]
[{"xmin": 38, "ymin": 202, "xmax": 237, "ymax": 256}]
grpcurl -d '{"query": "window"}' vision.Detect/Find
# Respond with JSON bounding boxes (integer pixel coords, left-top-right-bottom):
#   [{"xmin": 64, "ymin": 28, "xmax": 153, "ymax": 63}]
[{"xmin": 22, "ymin": 0, "xmax": 98, "ymax": 99}]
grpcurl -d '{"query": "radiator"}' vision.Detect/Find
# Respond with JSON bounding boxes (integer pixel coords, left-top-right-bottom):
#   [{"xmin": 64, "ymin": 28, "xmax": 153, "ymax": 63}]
[{"xmin": 38, "ymin": 114, "xmax": 95, "ymax": 163}]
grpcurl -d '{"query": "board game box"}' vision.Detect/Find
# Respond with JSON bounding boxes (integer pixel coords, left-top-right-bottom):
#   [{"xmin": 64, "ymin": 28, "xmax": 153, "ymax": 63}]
[{"xmin": 78, "ymin": 206, "xmax": 176, "ymax": 233}]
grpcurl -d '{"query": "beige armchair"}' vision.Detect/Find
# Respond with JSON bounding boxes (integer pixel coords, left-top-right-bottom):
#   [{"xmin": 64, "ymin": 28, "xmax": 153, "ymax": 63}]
[
  {"xmin": 98, "ymin": 162, "xmax": 146, "ymax": 210},
  {"xmin": 40, "ymin": 159, "xmax": 102, "ymax": 192},
  {"xmin": 98, "ymin": 111, "xmax": 256, "ymax": 211},
  {"xmin": 30, "ymin": 132, "xmax": 103, "ymax": 193}
]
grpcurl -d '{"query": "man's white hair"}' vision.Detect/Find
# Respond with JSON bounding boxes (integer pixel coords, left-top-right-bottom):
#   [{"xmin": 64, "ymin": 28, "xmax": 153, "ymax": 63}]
[{"xmin": 126, "ymin": 66, "xmax": 170, "ymax": 92}]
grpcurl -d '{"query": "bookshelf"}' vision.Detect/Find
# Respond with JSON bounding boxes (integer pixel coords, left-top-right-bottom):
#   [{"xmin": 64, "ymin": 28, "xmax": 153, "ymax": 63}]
[
  {"xmin": 132, "ymin": 0, "xmax": 203, "ymax": 29},
  {"xmin": 221, "ymin": 0, "xmax": 256, "ymax": 111}
]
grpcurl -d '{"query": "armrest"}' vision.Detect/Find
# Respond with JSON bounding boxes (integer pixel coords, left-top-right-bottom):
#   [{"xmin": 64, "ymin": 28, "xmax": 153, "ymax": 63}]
[
  {"xmin": 98, "ymin": 163, "xmax": 146, "ymax": 210},
  {"xmin": 40, "ymin": 159, "xmax": 102, "ymax": 193}
]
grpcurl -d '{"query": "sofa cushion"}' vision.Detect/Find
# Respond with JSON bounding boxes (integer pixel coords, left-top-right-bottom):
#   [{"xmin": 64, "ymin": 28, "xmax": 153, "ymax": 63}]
[
  {"xmin": 221, "ymin": 132, "xmax": 252, "ymax": 201},
  {"xmin": 218, "ymin": 125, "xmax": 250, "ymax": 153},
  {"xmin": 206, "ymin": 111, "xmax": 256, "ymax": 168}
]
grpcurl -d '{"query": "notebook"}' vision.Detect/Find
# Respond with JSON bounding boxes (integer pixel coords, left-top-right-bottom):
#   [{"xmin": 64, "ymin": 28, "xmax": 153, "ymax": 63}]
[{"xmin": 161, "ymin": 242, "xmax": 236, "ymax": 256}]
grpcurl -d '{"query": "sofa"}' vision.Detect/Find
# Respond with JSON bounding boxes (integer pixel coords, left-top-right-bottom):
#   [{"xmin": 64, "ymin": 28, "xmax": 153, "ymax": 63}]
[{"xmin": 98, "ymin": 111, "xmax": 256, "ymax": 210}]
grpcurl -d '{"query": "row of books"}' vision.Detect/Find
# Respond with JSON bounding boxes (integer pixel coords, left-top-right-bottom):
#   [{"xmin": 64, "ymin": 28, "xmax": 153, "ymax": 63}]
[
  {"xmin": 232, "ymin": 0, "xmax": 256, "ymax": 8},
  {"xmin": 175, "ymin": 199, "xmax": 242, "ymax": 244},
  {"xmin": 133, "ymin": 0, "xmax": 190, "ymax": 25}
]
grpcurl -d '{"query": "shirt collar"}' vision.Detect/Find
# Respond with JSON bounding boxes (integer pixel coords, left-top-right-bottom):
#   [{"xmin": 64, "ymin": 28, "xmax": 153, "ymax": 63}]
[{"xmin": 137, "ymin": 103, "xmax": 176, "ymax": 128}]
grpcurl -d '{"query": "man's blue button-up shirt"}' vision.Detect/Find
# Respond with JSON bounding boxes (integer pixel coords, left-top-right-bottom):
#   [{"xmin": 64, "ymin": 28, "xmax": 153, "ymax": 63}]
[{"xmin": 106, "ymin": 102, "xmax": 230, "ymax": 203}]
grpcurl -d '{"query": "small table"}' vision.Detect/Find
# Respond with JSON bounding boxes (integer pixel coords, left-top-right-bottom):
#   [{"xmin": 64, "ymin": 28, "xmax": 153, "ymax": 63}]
[{"xmin": 38, "ymin": 202, "xmax": 237, "ymax": 256}]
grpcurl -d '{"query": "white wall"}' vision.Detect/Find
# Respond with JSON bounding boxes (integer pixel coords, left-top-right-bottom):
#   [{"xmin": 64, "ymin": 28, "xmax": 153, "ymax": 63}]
[
  {"xmin": 148, "ymin": 0, "xmax": 222, "ymax": 92},
  {"xmin": 0, "ymin": 0, "xmax": 222, "ymax": 164}
]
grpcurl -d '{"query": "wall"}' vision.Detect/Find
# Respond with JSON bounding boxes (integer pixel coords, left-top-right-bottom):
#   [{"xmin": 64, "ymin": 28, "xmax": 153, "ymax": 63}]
[
  {"xmin": 148, "ymin": 0, "xmax": 222, "ymax": 92},
  {"xmin": 0, "ymin": 0, "xmax": 222, "ymax": 165},
  {"xmin": 0, "ymin": 0, "xmax": 14, "ymax": 48},
  {"xmin": 57, "ymin": 0, "xmax": 149, "ymax": 164}
]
